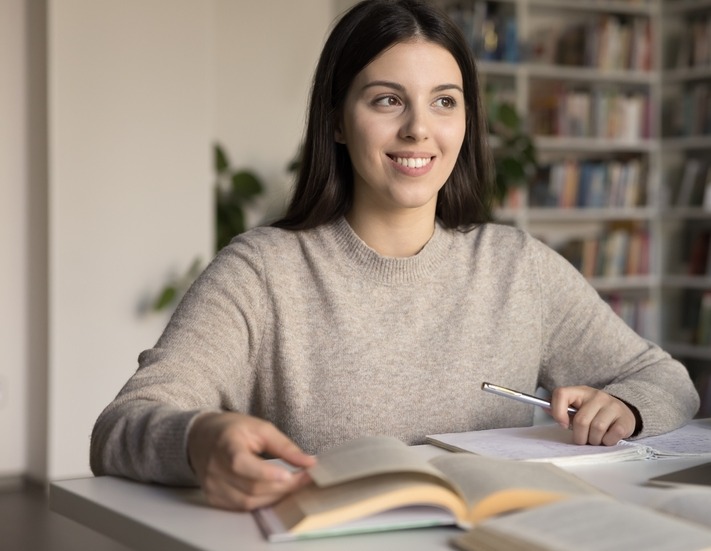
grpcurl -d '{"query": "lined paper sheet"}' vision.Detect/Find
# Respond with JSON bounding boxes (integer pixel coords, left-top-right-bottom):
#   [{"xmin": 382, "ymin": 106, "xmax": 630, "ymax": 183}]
[
  {"xmin": 426, "ymin": 419, "xmax": 711, "ymax": 466},
  {"xmin": 634, "ymin": 419, "xmax": 711, "ymax": 456}
]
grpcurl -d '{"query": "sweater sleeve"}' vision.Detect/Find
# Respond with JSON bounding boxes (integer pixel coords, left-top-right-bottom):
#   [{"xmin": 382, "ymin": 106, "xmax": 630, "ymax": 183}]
[
  {"xmin": 531, "ymin": 237, "xmax": 700, "ymax": 438},
  {"xmin": 90, "ymin": 236, "xmax": 267, "ymax": 485}
]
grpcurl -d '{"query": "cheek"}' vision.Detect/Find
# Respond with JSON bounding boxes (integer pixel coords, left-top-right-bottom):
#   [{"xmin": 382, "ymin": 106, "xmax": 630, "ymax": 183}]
[
  {"xmin": 348, "ymin": 120, "xmax": 391, "ymax": 160},
  {"xmin": 446, "ymin": 117, "xmax": 467, "ymax": 147},
  {"xmin": 438, "ymin": 123, "xmax": 466, "ymax": 163}
]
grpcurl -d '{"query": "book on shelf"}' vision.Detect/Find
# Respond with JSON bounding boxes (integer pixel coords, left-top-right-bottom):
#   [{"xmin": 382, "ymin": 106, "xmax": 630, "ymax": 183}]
[
  {"xmin": 625, "ymin": 226, "xmax": 648, "ymax": 275},
  {"xmin": 556, "ymin": 24, "xmax": 586, "ymax": 67},
  {"xmin": 696, "ymin": 291, "xmax": 711, "ymax": 346},
  {"xmin": 688, "ymin": 231, "xmax": 711, "ymax": 276},
  {"xmin": 253, "ymin": 435, "xmax": 601, "ymax": 542},
  {"xmin": 621, "ymin": 93, "xmax": 646, "ymax": 141},
  {"xmin": 667, "ymin": 13, "xmax": 711, "ymax": 71},
  {"xmin": 631, "ymin": 16, "xmax": 652, "ymax": 72},
  {"xmin": 675, "ymin": 158, "xmax": 706, "ymax": 207},
  {"xmin": 452, "ymin": 495, "xmax": 711, "ymax": 551},
  {"xmin": 534, "ymin": 14, "xmax": 651, "ymax": 72},
  {"xmin": 446, "ymin": 1, "xmax": 518, "ymax": 63},
  {"xmin": 425, "ymin": 419, "xmax": 711, "ymax": 467},
  {"xmin": 694, "ymin": 371, "xmax": 711, "ymax": 419},
  {"xmin": 677, "ymin": 84, "xmax": 711, "ymax": 137},
  {"xmin": 565, "ymin": 91, "xmax": 591, "ymax": 137},
  {"xmin": 602, "ymin": 293, "xmax": 654, "ymax": 341},
  {"xmin": 531, "ymin": 158, "xmax": 645, "ymax": 209},
  {"xmin": 581, "ymin": 238, "xmax": 599, "ymax": 279},
  {"xmin": 692, "ymin": 16, "xmax": 711, "ymax": 68},
  {"xmin": 532, "ymin": 85, "xmax": 649, "ymax": 141},
  {"xmin": 555, "ymin": 223, "xmax": 649, "ymax": 281},
  {"xmin": 603, "ymin": 227, "xmax": 630, "ymax": 278},
  {"xmin": 703, "ymin": 175, "xmax": 711, "ymax": 211}
]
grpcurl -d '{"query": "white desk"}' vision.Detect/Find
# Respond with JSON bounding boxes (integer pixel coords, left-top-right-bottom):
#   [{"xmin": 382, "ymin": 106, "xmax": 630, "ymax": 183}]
[{"xmin": 49, "ymin": 447, "xmax": 710, "ymax": 551}]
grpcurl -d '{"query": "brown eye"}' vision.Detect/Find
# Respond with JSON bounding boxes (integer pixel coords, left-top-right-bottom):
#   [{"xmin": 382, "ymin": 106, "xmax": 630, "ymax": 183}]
[
  {"xmin": 374, "ymin": 95, "xmax": 401, "ymax": 107},
  {"xmin": 434, "ymin": 96, "xmax": 456, "ymax": 109}
]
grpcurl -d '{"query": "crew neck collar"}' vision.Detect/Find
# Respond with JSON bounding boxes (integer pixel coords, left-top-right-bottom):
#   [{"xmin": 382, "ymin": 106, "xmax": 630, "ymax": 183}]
[{"xmin": 325, "ymin": 217, "xmax": 453, "ymax": 284}]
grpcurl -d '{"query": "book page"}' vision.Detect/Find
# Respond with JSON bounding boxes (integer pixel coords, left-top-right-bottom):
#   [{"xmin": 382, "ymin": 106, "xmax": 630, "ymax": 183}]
[
  {"xmin": 430, "ymin": 453, "xmax": 601, "ymax": 523},
  {"xmin": 255, "ymin": 504, "xmax": 456, "ymax": 543},
  {"xmin": 426, "ymin": 425, "xmax": 649, "ymax": 465},
  {"xmin": 308, "ymin": 435, "xmax": 447, "ymax": 488},
  {"xmin": 649, "ymin": 486, "xmax": 711, "ymax": 529},
  {"xmin": 454, "ymin": 496, "xmax": 711, "ymax": 551},
  {"xmin": 268, "ymin": 473, "xmax": 466, "ymax": 535}
]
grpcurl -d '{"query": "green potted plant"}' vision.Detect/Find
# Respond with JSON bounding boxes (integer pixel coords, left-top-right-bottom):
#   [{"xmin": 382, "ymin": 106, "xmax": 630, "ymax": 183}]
[
  {"xmin": 152, "ymin": 143, "xmax": 264, "ymax": 311},
  {"xmin": 487, "ymin": 98, "xmax": 538, "ymax": 207}
]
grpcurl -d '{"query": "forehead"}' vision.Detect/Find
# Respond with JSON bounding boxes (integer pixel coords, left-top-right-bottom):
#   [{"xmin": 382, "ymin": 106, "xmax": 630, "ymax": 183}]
[{"xmin": 354, "ymin": 39, "xmax": 463, "ymax": 87}]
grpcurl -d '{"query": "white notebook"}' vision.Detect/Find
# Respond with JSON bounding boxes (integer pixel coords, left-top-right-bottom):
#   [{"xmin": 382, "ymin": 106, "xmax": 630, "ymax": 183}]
[{"xmin": 426, "ymin": 419, "xmax": 711, "ymax": 466}]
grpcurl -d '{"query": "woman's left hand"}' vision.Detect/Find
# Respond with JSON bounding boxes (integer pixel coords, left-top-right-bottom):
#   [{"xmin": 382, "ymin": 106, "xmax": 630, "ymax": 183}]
[{"xmin": 549, "ymin": 386, "xmax": 637, "ymax": 446}]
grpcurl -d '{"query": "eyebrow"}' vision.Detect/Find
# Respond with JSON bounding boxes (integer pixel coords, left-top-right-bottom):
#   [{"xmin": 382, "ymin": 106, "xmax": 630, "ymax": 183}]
[{"xmin": 361, "ymin": 80, "xmax": 464, "ymax": 94}]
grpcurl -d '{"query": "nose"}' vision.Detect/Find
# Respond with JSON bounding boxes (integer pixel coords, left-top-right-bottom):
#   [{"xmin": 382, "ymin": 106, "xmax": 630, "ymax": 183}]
[{"xmin": 399, "ymin": 105, "xmax": 429, "ymax": 142}]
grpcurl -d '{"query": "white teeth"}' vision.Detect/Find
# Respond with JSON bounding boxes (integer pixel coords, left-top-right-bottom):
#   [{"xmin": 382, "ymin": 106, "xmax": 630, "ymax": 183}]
[{"xmin": 394, "ymin": 156, "xmax": 432, "ymax": 168}]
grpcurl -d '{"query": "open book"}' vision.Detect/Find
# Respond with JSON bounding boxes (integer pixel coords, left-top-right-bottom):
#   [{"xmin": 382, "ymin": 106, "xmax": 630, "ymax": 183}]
[
  {"xmin": 453, "ymin": 495, "xmax": 711, "ymax": 551},
  {"xmin": 426, "ymin": 419, "xmax": 711, "ymax": 466},
  {"xmin": 648, "ymin": 485, "xmax": 711, "ymax": 529},
  {"xmin": 253, "ymin": 435, "xmax": 601, "ymax": 542}
]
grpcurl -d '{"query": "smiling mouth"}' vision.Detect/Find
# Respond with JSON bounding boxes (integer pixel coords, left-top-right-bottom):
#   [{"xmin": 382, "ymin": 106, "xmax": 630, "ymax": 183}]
[{"xmin": 389, "ymin": 155, "xmax": 433, "ymax": 169}]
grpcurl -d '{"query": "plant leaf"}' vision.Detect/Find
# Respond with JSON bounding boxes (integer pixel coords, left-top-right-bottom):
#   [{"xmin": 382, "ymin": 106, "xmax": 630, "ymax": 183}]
[
  {"xmin": 231, "ymin": 171, "xmax": 263, "ymax": 199},
  {"xmin": 215, "ymin": 144, "xmax": 229, "ymax": 175},
  {"xmin": 497, "ymin": 103, "xmax": 520, "ymax": 130},
  {"xmin": 153, "ymin": 286, "xmax": 177, "ymax": 311}
]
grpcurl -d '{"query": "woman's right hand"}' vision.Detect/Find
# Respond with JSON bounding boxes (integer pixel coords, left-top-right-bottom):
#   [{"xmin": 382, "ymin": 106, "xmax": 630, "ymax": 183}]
[{"xmin": 187, "ymin": 411, "xmax": 316, "ymax": 511}]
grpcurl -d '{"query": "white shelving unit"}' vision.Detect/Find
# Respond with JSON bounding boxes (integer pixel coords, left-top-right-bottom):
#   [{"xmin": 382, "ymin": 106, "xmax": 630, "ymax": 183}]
[
  {"xmin": 658, "ymin": 1, "xmax": 711, "ymax": 383},
  {"xmin": 441, "ymin": 0, "xmax": 711, "ymax": 412},
  {"xmin": 444, "ymin": 0, "xmax": 664, "ymax": 340}
]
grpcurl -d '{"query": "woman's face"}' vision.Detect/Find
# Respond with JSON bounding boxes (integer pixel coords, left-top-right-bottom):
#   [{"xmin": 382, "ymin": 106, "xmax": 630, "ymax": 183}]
[{"xmin": 337, "ymin": 39, "xmax": 466, "ymax": 219}]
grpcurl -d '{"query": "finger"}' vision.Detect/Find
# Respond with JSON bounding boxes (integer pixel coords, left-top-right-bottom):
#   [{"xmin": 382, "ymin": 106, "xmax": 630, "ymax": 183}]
[
  {"xmin": 599, "ymin": 403, "xmax": 636, "ymax": 445},
  {"xmin": 226, "ymin": 470, "xmax": 313, "ymax": 512},
  {"xmin": 585, "ymin": 410, "xmax": 618, "ymax": 446},
  {"xmin": 229, "ymin": 467, "xmax": 304, "ymax": 498},
  {"xmin": 227, "ymin": 445, "xmax": 297, "ymax": 485},
  {"xmin": 209, "ymin": 425, "xmax": 313, "ymax": 497},
  {"xmin": 570, "ymin": 413, "xmax": 592, "ymax": 445},
  {"xmin": 257, "ymin": 422, "xmax": 317, "ymax": 469},
  {"xmin": 568, "ymin": 401, "xmax": 602, "ymax": 445},
  {"xmin": 600, "ymin": 418, "xmax": 630, "ymax": 446},
  {"xmin": 575, "ymin": 394, "xmax": 635, "ymax": 446},
  {"xmin": 549, "ymin": 387, "xmax": 583, "ymax": 429}
]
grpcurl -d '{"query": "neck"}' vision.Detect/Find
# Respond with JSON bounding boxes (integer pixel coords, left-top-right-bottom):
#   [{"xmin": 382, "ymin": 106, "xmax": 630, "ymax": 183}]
[{"xmin": 345, "ymin": 208, "xmax": 436, "ymax": 258}]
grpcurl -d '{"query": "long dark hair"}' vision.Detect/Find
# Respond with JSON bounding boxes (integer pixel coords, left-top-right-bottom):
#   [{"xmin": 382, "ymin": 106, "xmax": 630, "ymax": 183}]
[{"xmin": 272, "ymin": 0, "xmax": 493, "ymax": 230}]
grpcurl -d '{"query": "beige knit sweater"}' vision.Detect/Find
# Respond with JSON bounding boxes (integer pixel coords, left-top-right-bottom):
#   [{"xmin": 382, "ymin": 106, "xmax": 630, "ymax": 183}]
[{"xmin": 90, "ymin": 218, "xmax": 699, "ymax": 485}]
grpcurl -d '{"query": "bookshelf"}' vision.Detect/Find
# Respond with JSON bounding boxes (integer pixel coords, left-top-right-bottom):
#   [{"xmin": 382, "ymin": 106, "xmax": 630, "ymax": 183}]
[
  {"xmin": 443, "ymin": 0, "xmax": 662, "ymax": 339},
  {"xmin": 659, "ymin": 0, "xmax": 711, "ymax": 414},
  {"xmin": 442, "ymin": 0, "xmax": 711, "ymax": 415}
]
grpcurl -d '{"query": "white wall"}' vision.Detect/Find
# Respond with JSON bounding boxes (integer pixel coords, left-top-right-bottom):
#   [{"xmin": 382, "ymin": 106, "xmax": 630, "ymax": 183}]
[
  {"xmin": 0, "ymin": 0, "xmax": 343, "ymax": 481},
  {"xmin": 0, "ymin": 0, "xmax": 31, "ymax": 479},
  {"xmin": 212, "ymin": 0, "xmax": 335, "ymax": 222},
  {"xmin": 46, "ymin": 0, "xmax": 214, "ymax": 480}
]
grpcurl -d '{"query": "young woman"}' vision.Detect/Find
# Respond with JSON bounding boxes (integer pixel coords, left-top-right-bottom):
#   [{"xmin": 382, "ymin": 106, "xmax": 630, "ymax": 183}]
[{"xmin": 90, "ymin": 0, "xmax": 699, "ymax": 512}]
